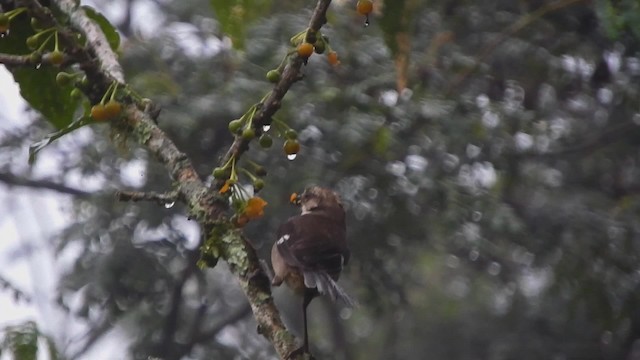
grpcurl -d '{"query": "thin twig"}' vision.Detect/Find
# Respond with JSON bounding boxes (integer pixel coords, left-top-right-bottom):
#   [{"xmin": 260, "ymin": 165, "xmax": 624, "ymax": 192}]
[
  {"xmin": 217, "ymin": 0, "xmax": 333, "ymax": 188},
  {"xmin": 116, "ymin": 190, "xmax": 179, "ymax": 205},
  {"xmin": 0, "ymin": 172, "xmax": 92, "ymax": 197}
]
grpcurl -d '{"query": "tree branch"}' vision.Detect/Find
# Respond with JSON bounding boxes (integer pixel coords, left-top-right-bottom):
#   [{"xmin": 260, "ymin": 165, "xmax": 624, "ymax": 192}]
[
  {"xmin": 217, "ymin": 0, "xmax": 333, "ymax": 186},
  {"xmin": 37, "ymin": 0, "xmax": 336, "ymax": 358},
  {"xmin": 116, "ymin": 189, "xmax": 179, "ymax": 206},
  {"xmin": 0, "ymin": 172, "xmax": 92, "ymax": 197}
]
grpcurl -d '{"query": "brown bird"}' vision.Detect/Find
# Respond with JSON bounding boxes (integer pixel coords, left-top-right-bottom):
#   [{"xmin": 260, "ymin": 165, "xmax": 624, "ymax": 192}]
[{"xmin": 271, "ymin": 186, "xmax": 355, "ymax": 358}]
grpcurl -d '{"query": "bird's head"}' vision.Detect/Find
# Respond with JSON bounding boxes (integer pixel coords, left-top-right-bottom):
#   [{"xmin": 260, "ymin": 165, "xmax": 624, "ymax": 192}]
[{"xmin": 290, "ymin": 186, "xmax": 343, "ymax": 214}]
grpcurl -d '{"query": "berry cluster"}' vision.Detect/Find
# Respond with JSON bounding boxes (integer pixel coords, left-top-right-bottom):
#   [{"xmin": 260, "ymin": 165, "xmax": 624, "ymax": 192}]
[
  {"xmin": 287, "ymin": 28, "xmax": 340, "ymax": 66},
  {"xmin": 90, "ymin": 82, "xmax": 123, "ymax": 121},
  {"xmin": 0, "ymin": 8, "xmax": 148, "ymax": 126}
]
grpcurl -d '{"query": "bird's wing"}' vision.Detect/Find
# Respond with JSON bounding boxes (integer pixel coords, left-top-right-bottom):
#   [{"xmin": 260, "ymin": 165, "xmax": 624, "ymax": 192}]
[{"xmin": 275, "ymin": 213, "xmax": 348, "ymax": 278}]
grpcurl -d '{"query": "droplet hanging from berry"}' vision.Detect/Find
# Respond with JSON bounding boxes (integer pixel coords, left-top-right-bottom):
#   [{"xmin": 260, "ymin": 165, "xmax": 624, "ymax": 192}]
[{"xmin": 356, "ymin": 0, "xmax": 373, "ymax": 27}]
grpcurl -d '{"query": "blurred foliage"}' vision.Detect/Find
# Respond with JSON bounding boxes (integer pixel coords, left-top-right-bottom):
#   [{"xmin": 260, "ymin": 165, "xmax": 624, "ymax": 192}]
[
  {"xmin": 209, "ymin": 0, "xmax": 273, "ymax": 49},
  {"xmin": 0, "ymin": 11, "xmax": 80, "ymax": 128},
  {"xmin": 0, "ymin": 321, "xmax": 58, "ymax": 360},
  {"xmin": 2, "ymin": 0, "xmax": 640, "ymax": 359}
]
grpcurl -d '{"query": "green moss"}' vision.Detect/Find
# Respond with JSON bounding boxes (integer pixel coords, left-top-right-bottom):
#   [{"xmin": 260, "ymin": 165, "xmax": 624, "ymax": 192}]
[
  {"xmin": 221, "ymin": 230, "xmax": 249, "ymax": 275},
  {"xmin": 198, "ymin": 222, "xmax": 231, "ymax": 268}
]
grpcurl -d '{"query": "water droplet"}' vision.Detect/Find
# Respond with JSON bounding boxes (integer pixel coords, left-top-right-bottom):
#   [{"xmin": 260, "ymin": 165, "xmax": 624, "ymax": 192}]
[
  {"xmin": 35, "ymin": 63, "xmax": 41, "ymax": 69},
  {"xmin": 164, "ymin": 201, "xmax": 175, "ymax": 209},
  {"xmin": 287, "ymin": 154, "xmax": 297, "ymax": 161},
  {"xmin": 364, "ymin": 18, "xmax": 370, "ymax": 27},
  {"xmin": 262, "ymin": 124, "xmax": 271, "ymax": 132}
]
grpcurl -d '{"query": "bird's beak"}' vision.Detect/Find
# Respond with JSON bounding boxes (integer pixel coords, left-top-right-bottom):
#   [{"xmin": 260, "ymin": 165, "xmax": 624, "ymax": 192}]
[{"xmin": 289, "ymin": 192, "xmax": 301, "ymax": 206}]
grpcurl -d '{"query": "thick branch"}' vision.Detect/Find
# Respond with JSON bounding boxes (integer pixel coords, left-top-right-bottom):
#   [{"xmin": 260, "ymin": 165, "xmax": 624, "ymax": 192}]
[
  {"xmin": 38, "ymin": 0, "xmax": 336, "ymax": 359},
  {"xmin": 0, "ymin": 53, "xmax": 31, "ymax": 66}
]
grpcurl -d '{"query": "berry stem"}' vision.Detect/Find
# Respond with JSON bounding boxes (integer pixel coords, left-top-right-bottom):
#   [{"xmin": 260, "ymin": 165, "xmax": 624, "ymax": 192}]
[
  {"xmin": 272, "ymin": 117, "xmax": 292, "ymax": 135},
  {"xmin": 288, "ymin": 29, "xmax": 307, "ymax": 46},
  {"xmin": 5, "ymin": 7, "xmax": 27, "ymax": 19},
  {"xmin": 99, "ymin": 82, "xmax": 116, "ymax": 105},
  {"xmin": 109, "ymin": 82, "xmax": 119, "ymax": 101},
  {"xmin": 54, "ymin": 31, "xmax": 59, "ymax": 52},
  {"xmin": 239, "ymin": 167, "xmax": 259, "ymax": 182},
  {"xmin": 36, "ymin": 32, "xmax": 55, "ymax": 52}
]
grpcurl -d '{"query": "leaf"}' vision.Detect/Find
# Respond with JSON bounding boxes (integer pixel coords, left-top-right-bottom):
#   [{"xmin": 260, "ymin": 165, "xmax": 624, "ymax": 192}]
[
  {"xmin": 1, "ymin": 321, "xmax": 39, "ymax": 360},
  {"xmin": 29, "ymin": 116, "xmax": 93, "ymax": 164},
  {"xmin": 14, "ymin": 67, "xmax": 82, "ymax": 128},
  {"xmin": 0, "ymin": 13, "xmax": 80, "ymax": 128},
  {"xmin": 82, "ymin": 5, "xmax": 120, "ymax": 51},
  {"xmin": 209, "ymin": 0, "xmax": 272, "ymax": 49},
  {"xmin": 373, "ymin": 126, "xmax": 392, "ymax": 156}
]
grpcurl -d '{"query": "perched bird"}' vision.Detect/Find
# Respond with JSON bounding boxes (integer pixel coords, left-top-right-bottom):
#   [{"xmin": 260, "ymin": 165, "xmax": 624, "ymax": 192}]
[{"xmin": 271, "ymin": 186, "xmax": 355, "ymax": 358}]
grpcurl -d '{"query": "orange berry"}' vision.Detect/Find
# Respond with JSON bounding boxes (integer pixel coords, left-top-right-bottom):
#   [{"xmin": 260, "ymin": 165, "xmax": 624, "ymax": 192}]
[
  {"xmin": 297, "ymin": 42, "xmax": 314, "ymax": 58},
  {"xmin": 327, "ymin": 51, "xmax": 340, "ymax": 66},
  {"xmin": 90, "ymin": 104, "xmax": 108, "ymax": 121},
  {"xmin": 357, "ymin": 0, "xmax": 373, "ymax": 15},
  {"xmin": 104, "ymin": 100, "xmax": 122, "ymax": 119},
  {"xmin": 283, "ymin": 139, "xmax": 300, "ymax": 155}
]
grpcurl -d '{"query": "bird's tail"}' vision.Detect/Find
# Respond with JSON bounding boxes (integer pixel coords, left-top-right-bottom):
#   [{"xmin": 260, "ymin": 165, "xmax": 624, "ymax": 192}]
[{"xmin": 303, "ymin": 271, "xmax": 357, "ymax": 308}]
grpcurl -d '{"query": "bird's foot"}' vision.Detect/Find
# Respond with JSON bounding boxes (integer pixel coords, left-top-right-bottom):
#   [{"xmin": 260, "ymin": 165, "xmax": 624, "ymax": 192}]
[{"xmin": 286, "ymin": 346, "xmax": 315, "ymax": 360}]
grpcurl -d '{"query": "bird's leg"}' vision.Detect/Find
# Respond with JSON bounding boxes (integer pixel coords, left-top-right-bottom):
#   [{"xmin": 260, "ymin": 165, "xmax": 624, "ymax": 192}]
[
  {"xmin": 302, "ymin": 291, "xmax": 312, "ymax": 353},
  {"xmin": 287, "ymin": 290, "xmax": 316, "ymax": 359}
]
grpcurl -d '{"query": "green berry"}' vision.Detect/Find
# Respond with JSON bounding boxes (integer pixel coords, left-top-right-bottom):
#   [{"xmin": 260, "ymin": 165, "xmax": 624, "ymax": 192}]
[
  {"xmin": 258, "ymin": 133, "xmax": 273, "ymax": 148},
  {"xmin": 314, "ymin": 40, "xmax": 326, "ymax": 54},
  {"xmin": 253, "ymin": 179, "xmax": 265, "ymax": 192},
  {"xmin": 241, "ymin": 127, "xmax": 256, "ymax": 140},
  {"xmin": 29, "ymin": 51, "xmax": 42, "ymax": 65},
  {"xmin": 49, "ymin": 50, "xmax": 64, "ymax": 66},
  {"xmin": 228, "ymin": 119, "xmax": 244, "ymax": 133},
  {"xmin": 212, "ymin": 167, "xmax": 227, "ymax": 179},
  {"xmin": 30, "ymin": 17, "xmax": 44, "ymax": 31},
  {"xmin": 70, "ymin": 88, "xmax": 83, "ymax": 100},
  {"xmin": 284, "ymin": 129, "xmax": 298, "ymax": 140},
  {"xmin": 255, "ymin": 166, "xmax": 267, "ymax": 177},
  {"xmin": 0, "ymin": 13, "xmax": 9, "ymax": 27},
  {"xmin": 266, "ymin": 70, "xmax": 281, "ymax": 83},
  {"xmin": 26, "ymin": 35, "xmax": 39, "ymax": 50},
  {"xmin": 55, "ymin": 72, "xmax": 73, "ymax": 87}
]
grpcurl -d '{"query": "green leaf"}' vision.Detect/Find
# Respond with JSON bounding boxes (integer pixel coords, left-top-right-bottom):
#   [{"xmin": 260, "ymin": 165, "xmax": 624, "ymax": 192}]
[
  {"xmin": 209, "ymin": 0, "xmax": 272, "ymax": 49},
  {"xmin": 0, "ymin": 13, "xmax": 81, "ymax": 128},
  {"xmin": 14, "ymin": 67, "xmax": 82, "ymax": 128},
  {"xmin": 82, "ymin": 5, "xmax": 120, "ymax": 51},
  {"xmin": 29, "ymin": 116, "xmax": 93, "ymax": 164},
  {"xmin": 1, "ymin": 321, "xmax": 39, "ymax": 360}
]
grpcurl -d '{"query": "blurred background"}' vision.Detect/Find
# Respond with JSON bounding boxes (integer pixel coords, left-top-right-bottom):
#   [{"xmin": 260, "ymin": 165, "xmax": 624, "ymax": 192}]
[{"xmin": 1, "ymin": 0, "xmax": 640, "ymax": 359}]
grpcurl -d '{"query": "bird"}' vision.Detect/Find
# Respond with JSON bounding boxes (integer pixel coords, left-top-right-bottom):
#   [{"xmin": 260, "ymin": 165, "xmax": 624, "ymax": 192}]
[{"xmin": 271, "ymin": 186, "xmax": 355, "ymax": 358}]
